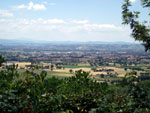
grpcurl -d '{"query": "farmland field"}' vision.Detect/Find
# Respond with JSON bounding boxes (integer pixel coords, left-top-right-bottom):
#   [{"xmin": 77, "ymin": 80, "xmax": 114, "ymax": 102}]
[
  {"xmin": 3, "ymin": 61, "xmax": 150, "ymax": 81},
  {"xmin": 14, "ymin": 64, "xmax": 131, "ymax": 81}
]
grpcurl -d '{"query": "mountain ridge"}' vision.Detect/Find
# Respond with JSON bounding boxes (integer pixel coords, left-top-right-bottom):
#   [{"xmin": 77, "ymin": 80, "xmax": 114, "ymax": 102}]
[{"xmin": 0, "ymin": 39, "xmax": 138, "ymax": 45}]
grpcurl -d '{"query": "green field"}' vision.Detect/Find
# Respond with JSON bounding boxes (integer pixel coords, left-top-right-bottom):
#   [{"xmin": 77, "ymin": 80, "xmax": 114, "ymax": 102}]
[
  {"xmin": 17, "ymin": 68, "xmax": 123, "ymax": 82},
  {"xmin": 17, "ymin": 69, "xmax": 74, "ymax": 79},
  {"xmin": 3, "ymin": 63, "xmax": 148, "ymax": 81}
]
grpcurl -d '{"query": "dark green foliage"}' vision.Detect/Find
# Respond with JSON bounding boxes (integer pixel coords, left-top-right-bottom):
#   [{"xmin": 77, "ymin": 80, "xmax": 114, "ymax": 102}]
[
  {"xmin": 0, "ymin": 55, "xmax": 5, "ymax": 67},
  {"xmin": 0, "ymin": 66, "xmax": 150, "ymax": 112},
  {"xmin": 0, "ymin": 65, "xmax": 22, "ymax": 113},
  {"xmin": 122, "ymin": 0, "xmax": 150, "ymax": 51}
]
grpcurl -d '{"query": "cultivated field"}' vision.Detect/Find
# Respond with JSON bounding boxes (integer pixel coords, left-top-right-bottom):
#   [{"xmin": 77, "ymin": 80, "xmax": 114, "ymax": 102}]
[{"xmin": 3, "ymin": 62, "xmax": 150, "ymax": 81}]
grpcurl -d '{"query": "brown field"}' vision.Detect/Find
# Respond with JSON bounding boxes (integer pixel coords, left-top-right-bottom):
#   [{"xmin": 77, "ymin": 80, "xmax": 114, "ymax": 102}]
[
  {"xmin": 53, "ymin": 66, "xmax": 127, "ymax": 77},
  {"xmin": 4, "ymin": 62, "xmax": 144, "ymax": 78},
  {"xmin": 6, "ymin": 62, "xmax": 31, "ymax": 68}
]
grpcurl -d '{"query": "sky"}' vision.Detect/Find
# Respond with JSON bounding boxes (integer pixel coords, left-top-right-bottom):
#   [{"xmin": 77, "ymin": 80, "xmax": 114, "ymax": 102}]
[{"xmin": 0, "ymin": 0, "xmax": 146, "ymax": 42}]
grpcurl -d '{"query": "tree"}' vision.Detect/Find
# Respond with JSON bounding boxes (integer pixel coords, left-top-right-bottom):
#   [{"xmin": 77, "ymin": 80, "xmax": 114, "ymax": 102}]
[
  {"xmin": 122, "ymin": 0, "xmax": 150, "ymax": 51},
  {"xmin": 124, "ymin": 68, "xmax": 128, "ymax": 71},
  {"xmin": 69, "ymin": 69, "xmax": 73, "ymax": 73},
  {"xmin": 0, "ymin": 55, "xmax": 5, "ymax": 67},
  {"xmin": 51, "ymin": 64, "xmax": 54, "ymax": 71}
]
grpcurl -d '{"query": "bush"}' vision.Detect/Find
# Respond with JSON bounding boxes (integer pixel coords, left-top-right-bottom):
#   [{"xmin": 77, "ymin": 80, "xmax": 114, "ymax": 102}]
[{"xmin": 0, "ymin": 66, "xmax": 150, "ymax": 112}]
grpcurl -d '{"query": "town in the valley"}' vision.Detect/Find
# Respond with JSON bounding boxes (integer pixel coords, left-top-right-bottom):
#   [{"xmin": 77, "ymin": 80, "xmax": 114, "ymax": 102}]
[{"xmin": 1, "ymin": 40, "xmax": 150, "ymax": 82}]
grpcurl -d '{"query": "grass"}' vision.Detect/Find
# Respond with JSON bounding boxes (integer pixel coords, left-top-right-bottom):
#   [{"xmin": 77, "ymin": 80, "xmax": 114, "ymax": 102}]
[
  {"xmin": 0, "ymin": 67, "xmax": 126, "ymax": 83},
  {"xmin": 17, "ymin": 68, "xmax": 123, "ymax": 82},
  {"xmin": 17, "ymin": 69, "xmax": 74, "ymax": 79},
  {"xmin": 46, "ymin": 71, "xmax": 73, "ymax": 79},
  {"xmin": 2, "ymin": 64, "xmax": 141, "ymax": 81}
]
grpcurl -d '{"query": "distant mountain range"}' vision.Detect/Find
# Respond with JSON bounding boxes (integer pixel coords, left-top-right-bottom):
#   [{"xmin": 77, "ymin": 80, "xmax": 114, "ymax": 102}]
[{"xmin": 0, "ymin": 39, "xmax": 139, "ymax": 45}]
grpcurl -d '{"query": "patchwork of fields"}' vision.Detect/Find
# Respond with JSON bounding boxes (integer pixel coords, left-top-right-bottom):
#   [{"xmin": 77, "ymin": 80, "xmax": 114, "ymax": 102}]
[{"xmin": 2, "ymin": 61, "xmax": 150, "ymax": 82}]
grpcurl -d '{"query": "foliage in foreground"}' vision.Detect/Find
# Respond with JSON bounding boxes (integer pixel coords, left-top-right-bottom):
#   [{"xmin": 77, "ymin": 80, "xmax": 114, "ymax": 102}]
[
  {"xmin": 122, "ymin": 0, "xmax": 150, "ymax": 51},
  {"xmin": 0, "ymin": 65, "xmax": 150, "ymax": 113}
]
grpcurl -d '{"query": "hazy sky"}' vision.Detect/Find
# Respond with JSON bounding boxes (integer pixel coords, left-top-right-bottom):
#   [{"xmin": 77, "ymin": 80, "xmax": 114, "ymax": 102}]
[{"xmin": 0, "ymin": 0, "xmax": 146, "ymax": 42}]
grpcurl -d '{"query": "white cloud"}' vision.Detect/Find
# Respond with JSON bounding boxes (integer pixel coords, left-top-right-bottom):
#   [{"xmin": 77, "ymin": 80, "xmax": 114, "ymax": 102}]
[
  {"xmin": 72, "ymin": 20, "xmax": 89, "ymax": 24},
  {"xmin": 15, "ymin": 5, "xmax": 26, "ymax": 9},
  {"xmin": 10, "ymin": 18, "xmax": 122, "ymax": 31},
  {"xmin": 28, "ymin": 2, "xmax": 46, "ymax": 11},
  {"xmin": 16, "ymin": 18, "xmax": 66, "ymax": 25},
  {"xmin": 13, "ymin": 2, "xmax": 46, "ymax": 11},
  {"xmin": 0, "ymin": 18, "xmax": 132, "ymax": 42},
  {"xmin": 81, "ymin": 24, "xmax": 123, "ymax": 31},
  {"xmin": 0, "ymin": 10, "xmax": 13, "ymax": 17},
  {"xmin": 64, "ymin": 24, "xmax": 123, "ymax": 32},
  {"xmin": 47, "ymin": 19, "xmax": 65, "ymax": 24},
  {"xmin": 129, "ymin": 0, "xmax": 136, "ymax": 3}
]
